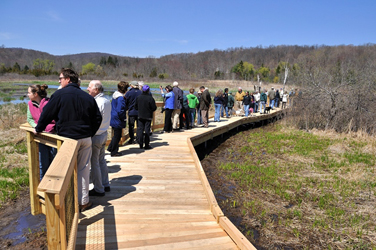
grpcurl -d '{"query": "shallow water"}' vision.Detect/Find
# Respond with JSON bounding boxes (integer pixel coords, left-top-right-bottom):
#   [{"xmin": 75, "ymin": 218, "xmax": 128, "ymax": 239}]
[{"xmin": 2, "ymin": 207, "xmax": 45, "ymax": 245}]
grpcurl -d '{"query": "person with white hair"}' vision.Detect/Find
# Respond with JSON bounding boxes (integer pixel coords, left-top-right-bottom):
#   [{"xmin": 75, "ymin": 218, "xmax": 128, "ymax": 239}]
[
  {"xmin": 138, "ymin": 81, "xmax": 144, "ymax": 90},
  {"xmin": 172, "ymin": 81, "xmax": 183, "ymax": 131},
  {"xmin": 87, "ymin": 80, "xmax": 111, "ymax": 196}
]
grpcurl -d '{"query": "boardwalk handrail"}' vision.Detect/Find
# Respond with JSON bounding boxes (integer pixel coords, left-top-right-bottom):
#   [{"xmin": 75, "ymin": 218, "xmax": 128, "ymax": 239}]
[{"xmin": 20, "ymin": 123, "xmax": 79, "ymax": 250}]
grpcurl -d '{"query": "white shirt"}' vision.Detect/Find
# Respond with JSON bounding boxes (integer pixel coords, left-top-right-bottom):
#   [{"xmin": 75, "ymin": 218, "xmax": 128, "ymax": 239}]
[
  {"xmin": 254, "ymin": 93, "xmax": 260, "ymax": 102},
  {"xmin": 94, "ymin": 93, "xmax": 111, "ymax": 135}
]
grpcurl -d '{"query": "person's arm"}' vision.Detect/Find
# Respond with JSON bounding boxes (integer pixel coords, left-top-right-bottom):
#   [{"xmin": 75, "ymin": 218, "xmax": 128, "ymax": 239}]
[
  {"xmin": 35, "ymin": 95, "xmax": 58, "ymax": 133},
  {"xmin": 135, "ymin": 96, "xmax": 139, "ymax": 111},
  {"xmin": 91, "ymin": 99, "xmax": 102, "ymax": 137},
  {"xmin": 151, "ymin": 98, "xmax": 157, "ymax": 112},
  {"xmin": 27, "ymin": 107, "xmax": 37, "ymax": 128}
]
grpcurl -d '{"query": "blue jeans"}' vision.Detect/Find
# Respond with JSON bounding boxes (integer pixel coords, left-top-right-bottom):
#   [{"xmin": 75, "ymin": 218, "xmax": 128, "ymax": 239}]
[
  {"xmin": 275, "ymin": 98, "xmax": 279, "ymax": 108},
  {"xmin": 220, "ymin": 105, "xmax": 229, "ymax": 117},
  {"xmin": 189, "ymin": 108, "xmax": 196, "ymax": 127},
  {"xmin": 260, "ymin": 101, "xmax": 266, "ymax": 113},
  {"xmin": 244, "ymin": 104, "xmax": 250, "ymax": 117},
  {"xmin": 254, "ymin": 102, "xmax": 259, "ymax": 113},
  {"xmin": 196, "ymin": 108, "xmax": 202, "ymax": 125},
  {"xmin": 214, "ymin": 104, "xmax": 221, "ymax": 121},
  {"xmin": 270, "ymin": 99, "xmax": 275, "ymax": 109},
  {"xmin": 39, "ymin": 144, "xmax": 57, "ymax": 180}
]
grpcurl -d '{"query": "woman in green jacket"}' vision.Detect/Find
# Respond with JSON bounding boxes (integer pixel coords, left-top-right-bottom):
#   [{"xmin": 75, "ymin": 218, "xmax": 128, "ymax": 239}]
[{"xmin": 187, "ymin": 88, "xmax": 199, "ymax": 128}]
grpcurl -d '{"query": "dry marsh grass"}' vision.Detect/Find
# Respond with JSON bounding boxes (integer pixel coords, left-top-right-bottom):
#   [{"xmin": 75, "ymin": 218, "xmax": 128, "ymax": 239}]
[{"xmin": 202, "ymin": 122, "xmax": 376, "ymax": 249}]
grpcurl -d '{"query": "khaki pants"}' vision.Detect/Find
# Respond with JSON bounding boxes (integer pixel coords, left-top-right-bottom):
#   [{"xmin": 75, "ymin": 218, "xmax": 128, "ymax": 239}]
[
  {"xmin": 235, "ymin": 101, "xmax": 244, "ymax": 115},
  {"xmin": 172, "ymin": 109, "xmax": 181, "ymax": 129},
  {"xmin": 201, "ymin": 109, "xmax": 209, "ymax": 128}
]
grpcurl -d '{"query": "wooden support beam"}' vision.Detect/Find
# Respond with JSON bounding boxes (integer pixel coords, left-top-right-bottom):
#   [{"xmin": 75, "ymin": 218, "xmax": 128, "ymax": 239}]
[
  {"xmin": 27, "ymin": 131, "xmax": 41, "ymax": 215},
  {"xmin": 45, "ymin": 193, "xmax": 62, "ymax": 250}
]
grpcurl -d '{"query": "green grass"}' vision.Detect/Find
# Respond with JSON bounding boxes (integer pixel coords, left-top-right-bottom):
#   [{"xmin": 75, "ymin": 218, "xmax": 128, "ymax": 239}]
[{"xmin": 213, "ymin": 124, "xmax": 376, "ymax": 248}]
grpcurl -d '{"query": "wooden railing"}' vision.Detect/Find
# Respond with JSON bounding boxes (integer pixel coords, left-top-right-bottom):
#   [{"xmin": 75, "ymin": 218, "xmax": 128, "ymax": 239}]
[{"xmin": 20, "ymin": 124, "xmax": 79, "ymax": 250}]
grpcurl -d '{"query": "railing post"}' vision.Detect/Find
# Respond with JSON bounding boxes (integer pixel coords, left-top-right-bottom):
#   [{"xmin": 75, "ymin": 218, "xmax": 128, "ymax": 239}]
[
  {"xmin": 27, "ymin": 131, "xmax": 42, "ymax": 215},
  {"xmin": 46, "ymin": 193, "xmax": 62, "ymax": 249}
]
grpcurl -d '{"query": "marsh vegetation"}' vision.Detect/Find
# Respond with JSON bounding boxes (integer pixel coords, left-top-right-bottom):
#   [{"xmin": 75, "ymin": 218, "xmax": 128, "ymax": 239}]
[{"xmin": 202, "ymin": 121, "xmax": 376, "ymax": 249}]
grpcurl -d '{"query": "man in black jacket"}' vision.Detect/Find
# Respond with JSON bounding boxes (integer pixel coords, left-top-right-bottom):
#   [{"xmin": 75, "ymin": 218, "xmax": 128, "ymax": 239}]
[
  {"xmin": 35, "ymin": 68, "xmax": 102, "ymax": 212},
  {"xmin": 135, "ymin": 85, "xmax": 157, "ymax": 149}
]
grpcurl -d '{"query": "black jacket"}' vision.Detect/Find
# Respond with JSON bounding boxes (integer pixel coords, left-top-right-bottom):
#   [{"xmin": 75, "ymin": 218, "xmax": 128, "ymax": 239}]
[
  {"xmin": 135, "ymin": 92, "xmax": 157, "ymax": 120},
  {"xmin": 35, "ymin": 83, "xmax": 102, "ymax": 139}
]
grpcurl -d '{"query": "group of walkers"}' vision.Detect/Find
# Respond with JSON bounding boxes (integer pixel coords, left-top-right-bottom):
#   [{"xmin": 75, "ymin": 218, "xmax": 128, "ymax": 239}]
[
  {"xmin": 26, "ymin": 67, "xmax": 297, "ymax": 213},
  {"xmin": 159, "ymin": 83, "xmax": 212, "ymax": 131},
  {"xmin": 27, "ymin": 68, "xmax": 156, "ymax": 212}
]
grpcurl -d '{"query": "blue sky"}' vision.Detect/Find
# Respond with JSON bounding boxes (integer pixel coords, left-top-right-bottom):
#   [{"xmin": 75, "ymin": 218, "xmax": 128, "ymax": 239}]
[{"xmin": 1, "ymin": 0, "xmax": 375, "ymax": 58}]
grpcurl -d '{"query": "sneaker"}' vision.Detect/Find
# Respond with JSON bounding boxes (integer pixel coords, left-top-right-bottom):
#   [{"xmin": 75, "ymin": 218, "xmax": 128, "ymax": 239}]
[
  {"xmin": 89, "ymin": 189, "xmax": 105, "ymax": 197},
  {"xmin": 104, "ymin": 186, "xmax": 111, "ymax": 192},
  {"xmin": 79, "ymin": 201, "xmax": 93, "ymax": 212},
  {"xmin": 144, "ymin": 145, "xmax": 152, "ymax": 150}
]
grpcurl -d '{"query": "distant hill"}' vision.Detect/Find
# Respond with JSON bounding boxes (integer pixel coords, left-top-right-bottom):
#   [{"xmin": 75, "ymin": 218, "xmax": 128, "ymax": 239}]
[{"xmin": 1, "ymin": 44, "xmax": 375, "ymax": 82}]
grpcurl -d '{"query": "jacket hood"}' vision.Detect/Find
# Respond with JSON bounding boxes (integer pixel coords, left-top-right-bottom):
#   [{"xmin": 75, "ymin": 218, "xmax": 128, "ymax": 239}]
[{"xmin": 112, "ymin": 90, "xmax": 124, "ymax": 99}]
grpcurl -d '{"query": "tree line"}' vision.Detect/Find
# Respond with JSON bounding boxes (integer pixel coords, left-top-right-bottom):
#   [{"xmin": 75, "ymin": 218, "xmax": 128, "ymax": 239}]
[{"xmin": 1, "ymin": 44, "xmax": 376, "ymax": 134}]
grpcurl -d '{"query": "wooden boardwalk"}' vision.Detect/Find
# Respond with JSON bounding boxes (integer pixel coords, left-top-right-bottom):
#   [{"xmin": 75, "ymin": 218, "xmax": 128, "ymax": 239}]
[{"xmin": 76, "ymin": 111, "xmax": 283, "ymax": 249}]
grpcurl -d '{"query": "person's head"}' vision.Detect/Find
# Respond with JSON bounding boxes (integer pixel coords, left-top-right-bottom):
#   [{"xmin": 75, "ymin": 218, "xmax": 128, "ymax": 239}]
[
  {"xmin": 173, "ymin": 81, "xmax": 179, "ymax": 87},
  {"xmin": 138, "ymin": 81, "xmax": 144, "ymax": 90},
  {"xmin": 199, "ymin": 86, "xmax": 205, "ymax": 92},
  {"xmin": 224, "ymin": 88, "xmax": 228, "ymax": 93},
  {"xmin": 87, "ymin": 80, "xmax": 103, "ymax": 97},
  {"xmin": 130, "ymin": 81, "xmax": 138, "ymax": 88},
  {"xmin": 118, "ymin": 81, "xmax": 129, "ymax": 94},
  {"xmin": 229, "ymin": 92, "xmax": 232, "ymax": 95},
  {"xmin": 215, "ymin": 89, "xmax": 223, "ymax": 97},
  {"xmin": 189, "ymin": 88, "xmax": 195, "ymax": 94},
  {"xmin": 59, "ymin": 68, "xmax": 79, "ymax": 88},
  {"xmin": 142, "ymin": 84, "xmax": 150, "ymax": 93},
  {"xmin": 246, "ymin": 91, "xmax": 249, "ymax": 95},
  {"xmin": 272, "ymin": 87, "xmax": 274, "ymax": 90},
  {"xmin": 28, "ymin": 84, "xmax": 48, "ymax": 101},
  {"xmin": 165, "ymin": 85, "xmax": 173, "ymax": 92},
  {"xmin": 238, "ymin": 87, "xmax": 242, "ymax": 93}
]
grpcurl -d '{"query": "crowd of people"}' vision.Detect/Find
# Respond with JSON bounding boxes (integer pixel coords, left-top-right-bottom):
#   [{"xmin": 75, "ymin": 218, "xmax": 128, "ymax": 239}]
[{"xmin": 27, "ymin": 67, "xmax": 297, "ymax": 212}]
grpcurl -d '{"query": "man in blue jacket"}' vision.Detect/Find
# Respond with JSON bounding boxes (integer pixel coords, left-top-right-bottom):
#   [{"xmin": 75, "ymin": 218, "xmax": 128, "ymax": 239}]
[
  {"xmin": 125, "ymin": 81, "xmax": 141, "ymax": 144},
  {"xmin": 35, "ymin": 68, "xmax": 102, "ymax": 212}
]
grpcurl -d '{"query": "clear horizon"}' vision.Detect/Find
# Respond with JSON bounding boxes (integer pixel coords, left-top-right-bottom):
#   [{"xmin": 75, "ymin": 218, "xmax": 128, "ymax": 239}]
[{"xmin": 1, "ymin": 0, "xmax": 375, "ymax": 58}]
